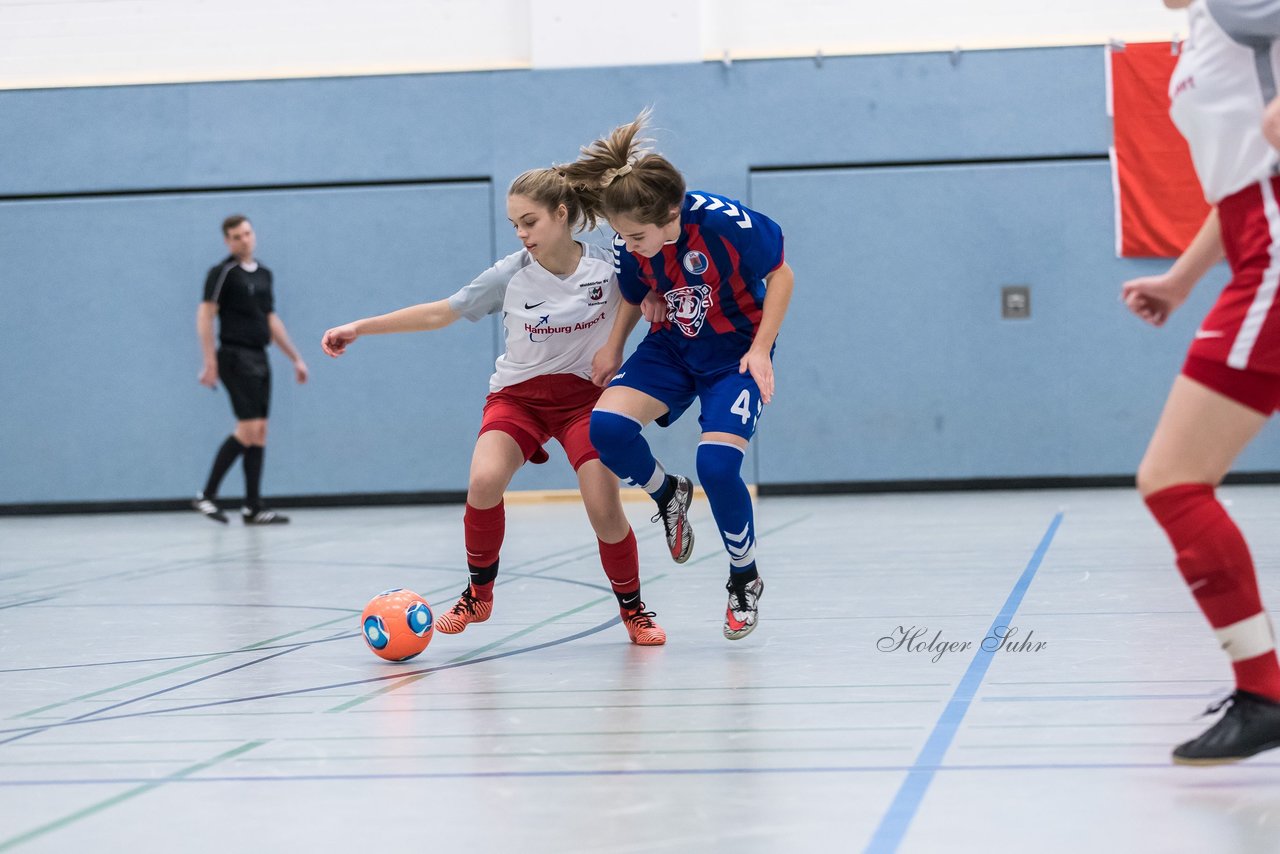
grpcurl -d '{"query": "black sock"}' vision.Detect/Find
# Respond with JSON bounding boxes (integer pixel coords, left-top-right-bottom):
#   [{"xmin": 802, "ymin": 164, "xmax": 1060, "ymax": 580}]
[
  {"xmin": 729, "ymin": 566, "xmax": 760, "ymax": 587},
  {"xmin": 243, "ymin": 446, "xmax": 264, "ymax": 511},
  {"xmin": 654, "ymin": 474, "xmax": 676, "ymax": 508},
  {"xmin": 203, "ymin": 436, "xmax": 245, "ymax": 498},
  {"xmin": 468, "ymin": 560, "xmax": 499, "ymax": 588},
  {"xmin": 615, "ymin": 589, "xmax": 642, "ymax": 611}
]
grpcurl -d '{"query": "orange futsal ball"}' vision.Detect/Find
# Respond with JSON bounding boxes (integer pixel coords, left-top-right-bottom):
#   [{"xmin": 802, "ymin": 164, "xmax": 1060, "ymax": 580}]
[{"xmin": 360, "ymin": 588, "xmax": 434, "ymax": 661}]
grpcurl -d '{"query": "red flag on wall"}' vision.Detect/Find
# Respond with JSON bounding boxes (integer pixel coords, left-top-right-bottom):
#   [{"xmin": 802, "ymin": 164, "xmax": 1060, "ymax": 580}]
[{"xmin": 1108, "ymin": 41, "xmax": 1210, "ymax": 258}]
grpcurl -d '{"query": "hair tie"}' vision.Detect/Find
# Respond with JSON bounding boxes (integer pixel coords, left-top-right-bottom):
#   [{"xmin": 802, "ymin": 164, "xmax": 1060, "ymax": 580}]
[{"xmin": 599, "ymin": 162, "xmax": 635, "ymax": 188}]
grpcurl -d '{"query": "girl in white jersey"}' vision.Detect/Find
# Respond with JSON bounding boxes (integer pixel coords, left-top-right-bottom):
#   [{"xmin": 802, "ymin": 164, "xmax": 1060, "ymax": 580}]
[
  {"xmin": 321, "ymin": 169, "xmax": 666, "ymax": 645},
  {"xmin": 1122, "ymin": 0, "xmax": 1280, "ymax": 763}
]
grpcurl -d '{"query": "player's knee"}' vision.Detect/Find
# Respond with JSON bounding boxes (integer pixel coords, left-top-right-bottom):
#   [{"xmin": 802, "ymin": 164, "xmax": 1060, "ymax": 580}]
[
  {"xmin": 1136, "ymin": 456, "xmax": 1184, "ymax": 497},
  {"xmin": 696, "ymin": 442, "xmax": 745, "ymax": 493},
  {"xmin": 586, "ymin": 505, "xmax": 630, "ymax": 542},
  {"xmin": 467, "ymin": 470, "xmax": 506, "ymax": 505},
  {"xmin": 590, "ymin": 410, "xmax": 640, "ymax": 457},
  {"xmin": 1135, "ymin": 464, "xmax": 1160, "ymax": 497}
]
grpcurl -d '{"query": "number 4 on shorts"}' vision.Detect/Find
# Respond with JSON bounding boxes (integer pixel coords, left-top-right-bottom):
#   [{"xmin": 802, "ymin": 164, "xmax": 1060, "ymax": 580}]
[{"xmin": 730, "ymin": 389, "xmax": 761, "ymax": 426}]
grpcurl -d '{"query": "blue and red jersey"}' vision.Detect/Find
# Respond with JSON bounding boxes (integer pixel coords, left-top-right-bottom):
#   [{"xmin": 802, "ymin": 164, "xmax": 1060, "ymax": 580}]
[{"xmin": 613, "ymin": 191, "xmax": 784, "ymax": 358}]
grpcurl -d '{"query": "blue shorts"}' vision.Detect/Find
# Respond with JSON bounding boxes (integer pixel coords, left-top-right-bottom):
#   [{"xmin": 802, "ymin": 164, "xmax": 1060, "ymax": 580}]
[{"xmin": 607, "ymin": 333, "xmax": 768, "ymax": 440}]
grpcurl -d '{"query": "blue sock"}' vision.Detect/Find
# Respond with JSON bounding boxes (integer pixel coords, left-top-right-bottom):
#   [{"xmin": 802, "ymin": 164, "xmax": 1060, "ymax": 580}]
[
  {"xmin": 696, "ymin": 441, "xmax": 757, "ymax": 580},
  {"xmin": 590, "ymin": 410, "xmax": 666, "ymax": 495}
]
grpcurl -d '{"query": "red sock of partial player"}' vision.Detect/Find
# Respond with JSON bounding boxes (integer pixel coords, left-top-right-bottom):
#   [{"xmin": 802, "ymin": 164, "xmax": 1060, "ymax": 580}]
[
  {"xmin": 1145, "ymin": 483, "xmax": 1280, "ymax": 701},
  {"xmin": 464, "ymin": 501, "xmax": 505, "ymax": 602},
  {"xmin": 598, "ymin": 528, "xmax": 641, "ymax": 611}
]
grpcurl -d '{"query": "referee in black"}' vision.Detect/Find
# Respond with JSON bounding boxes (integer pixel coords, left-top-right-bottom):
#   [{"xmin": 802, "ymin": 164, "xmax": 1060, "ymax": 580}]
[{"xmin": 194, "ymin": 214, "xmax": 308, "ymax": 524}]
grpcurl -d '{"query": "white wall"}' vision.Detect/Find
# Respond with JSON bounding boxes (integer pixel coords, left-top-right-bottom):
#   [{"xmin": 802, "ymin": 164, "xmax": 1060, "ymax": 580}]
[
  {"xmin": 0, "ymin": 0, "xmax": 1184, "ymax": 90},
  {"xmin": 701, "ymin": 0, "xmax": 1183, "ymax": 60},
  {"xmin": 0, "ymin": 0, "xmax": 530, "ymax": 89}
]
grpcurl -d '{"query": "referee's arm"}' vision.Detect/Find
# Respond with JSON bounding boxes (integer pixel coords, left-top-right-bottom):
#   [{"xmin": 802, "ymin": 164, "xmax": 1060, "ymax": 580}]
[
  {"xmin": 267, "ymin": 313, "xmax": 309, "ymax": 384},
  {"xmin": 197, "ymin": 301, "xmax": 218, "ymax": 388}
]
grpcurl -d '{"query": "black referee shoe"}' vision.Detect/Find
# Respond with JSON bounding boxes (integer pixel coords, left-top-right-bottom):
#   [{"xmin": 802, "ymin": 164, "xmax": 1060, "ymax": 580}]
[
  {"xmin": 1173, "ymin": 690, "xmax": 1280, "ymax": 765},
  {"xmin": 193, "ymin": 494, "xmax": 228, "ymax": 524},
  {"xmin": 242, "ymin": 507, "xmax": 290, "ymax": 525}
]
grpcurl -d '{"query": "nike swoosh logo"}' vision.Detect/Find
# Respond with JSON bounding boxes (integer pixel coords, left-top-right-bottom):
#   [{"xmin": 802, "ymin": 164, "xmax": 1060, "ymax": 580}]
[
  {"xmin": 524, "ymin": 301, "xmax": 546, "ymax": 310},
  {"xmin": 1194, "ymin": 330, "xmax": 1225, "ymax": 339}
]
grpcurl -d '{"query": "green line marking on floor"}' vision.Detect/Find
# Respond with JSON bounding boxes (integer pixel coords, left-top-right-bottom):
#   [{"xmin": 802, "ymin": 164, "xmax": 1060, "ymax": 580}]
[
  {"xmin": 10, "ymin": 616, "xmax": 353, "ymax": 720},
  {"xmin": 0, "ymin": 740, "xmax": 266, "ymax": 852}
]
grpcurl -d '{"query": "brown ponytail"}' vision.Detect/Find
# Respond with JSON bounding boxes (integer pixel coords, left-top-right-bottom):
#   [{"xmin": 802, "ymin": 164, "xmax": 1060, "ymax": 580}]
[{"xmin": 557, "ymin": 108, "xmax": 686, "ymax": 228}]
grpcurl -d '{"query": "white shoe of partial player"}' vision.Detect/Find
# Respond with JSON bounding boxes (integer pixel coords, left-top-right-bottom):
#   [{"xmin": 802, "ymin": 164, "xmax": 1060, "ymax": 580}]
[
  {"xmin": 192, "ymin": 494, "xmax": 228, "ymax": 524},
  {"xmin": 241, "ymin": 507, "xmax": 289, "ymax": 525}
]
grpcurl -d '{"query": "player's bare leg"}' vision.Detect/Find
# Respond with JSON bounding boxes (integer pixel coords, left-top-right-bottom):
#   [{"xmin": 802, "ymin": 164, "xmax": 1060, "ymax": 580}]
[{"xmin": 1139, "ymin": 376, "xmax": 1280, "ymax": 763}]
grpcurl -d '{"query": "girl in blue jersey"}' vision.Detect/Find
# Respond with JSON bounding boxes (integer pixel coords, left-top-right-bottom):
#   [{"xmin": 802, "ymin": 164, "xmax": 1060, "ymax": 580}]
[{"xmin": 558, "ymin": 111, "xmax": 795, "ymax": 640}]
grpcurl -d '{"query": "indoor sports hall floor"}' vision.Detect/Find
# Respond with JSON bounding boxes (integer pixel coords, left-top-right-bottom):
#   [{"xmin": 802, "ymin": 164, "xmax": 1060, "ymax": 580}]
[{"xmin": 2, "ymin": 487, "xmax": 1280, "ymax": 853}]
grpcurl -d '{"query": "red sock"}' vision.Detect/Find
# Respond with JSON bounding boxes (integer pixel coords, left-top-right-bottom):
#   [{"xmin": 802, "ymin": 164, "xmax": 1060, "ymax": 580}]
[
  {"xmin": 1145, "ymin": 483, "xmax": 1280, "ymax": 701},
  {"xmin": 464, "ymin": 501, "xmax": 504, "ymax": 602},
  {"xmin": 598, "ymin": 529, "xmax": 641, "ymax": 611}
]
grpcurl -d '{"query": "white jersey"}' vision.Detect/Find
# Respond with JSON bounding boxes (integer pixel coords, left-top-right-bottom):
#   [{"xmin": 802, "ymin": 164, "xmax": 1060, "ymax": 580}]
[
  {"xmin": 1169, "ymin": 0, "xmax": 1280, "ymax": 203},
  {"xmin": 447, "ymin": 241, "xmax": 619, "ymax": 392}
]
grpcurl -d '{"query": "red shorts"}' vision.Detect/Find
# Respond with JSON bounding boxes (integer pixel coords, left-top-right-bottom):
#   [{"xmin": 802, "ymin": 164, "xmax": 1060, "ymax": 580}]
[
  {"xmin": 1183, "ymin": 177, "xmax": 1280, "ymax": 414},
  {"xmin": 479, "ymin": 374, "xmax": 603, "ymax": 470}
]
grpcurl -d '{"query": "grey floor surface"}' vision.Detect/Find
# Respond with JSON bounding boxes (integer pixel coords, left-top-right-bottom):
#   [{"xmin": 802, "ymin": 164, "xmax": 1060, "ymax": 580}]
[{"xmin": 3, "ymin": 488, "xmax": 1280, "ymax": 853}]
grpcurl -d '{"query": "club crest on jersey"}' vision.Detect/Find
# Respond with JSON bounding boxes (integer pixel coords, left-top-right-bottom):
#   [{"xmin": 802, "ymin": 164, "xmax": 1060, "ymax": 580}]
[
  {"xmin": 588, "ymin": 285, "xmax": 603, "ymax": 301},
  {"xmin": 682, "ymin": 251, "xmax": 709, "ymax": 275},
  {"xmin": 665, "ymin": 285, "xmax": 714, "ymax": 337}
]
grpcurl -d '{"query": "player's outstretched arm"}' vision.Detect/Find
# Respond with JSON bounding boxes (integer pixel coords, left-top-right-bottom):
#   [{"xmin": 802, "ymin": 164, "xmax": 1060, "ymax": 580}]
[
  {"xmin": 1121, "ymin": 208, "xmax": 1222, "ymax": 327},
  {"xmin": 321, "ymin": 299, "xmax": 460, "ymax": 357},
  {"xmin": 739, "ymin": 261, "xmax": 795, "ymax": 405}
]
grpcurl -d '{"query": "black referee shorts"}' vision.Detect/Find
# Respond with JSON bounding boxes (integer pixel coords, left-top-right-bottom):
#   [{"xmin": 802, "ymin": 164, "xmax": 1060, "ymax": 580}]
[{"xmin": 217, "ymin": 345, "xmax": 271, "ymax": 420}]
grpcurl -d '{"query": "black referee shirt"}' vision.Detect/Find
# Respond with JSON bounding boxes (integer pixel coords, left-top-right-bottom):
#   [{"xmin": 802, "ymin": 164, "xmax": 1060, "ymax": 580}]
[{"xmin": 203, "ymin": 256, "xmax": 275, "ymax": 349}]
